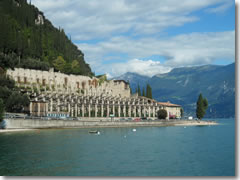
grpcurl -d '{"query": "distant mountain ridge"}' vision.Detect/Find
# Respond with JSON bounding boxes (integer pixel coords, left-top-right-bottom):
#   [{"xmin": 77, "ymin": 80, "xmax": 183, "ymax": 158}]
[
  {"xmin": 114, "ymin": 63, "xmax": 235, "ymax": 118},
  {"xmin": 113, "ymin": 72, "xmax": 150, "ymax": 92}
]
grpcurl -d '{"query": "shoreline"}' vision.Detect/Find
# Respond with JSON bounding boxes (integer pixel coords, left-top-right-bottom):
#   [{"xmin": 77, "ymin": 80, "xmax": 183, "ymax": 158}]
[
  {"xmin": 0, "ymin": 129, "xmax": 37, "ymax": 133},
  {"xmin": 0, "ymin": 120, "xmax": 218, "ymax": 133}
]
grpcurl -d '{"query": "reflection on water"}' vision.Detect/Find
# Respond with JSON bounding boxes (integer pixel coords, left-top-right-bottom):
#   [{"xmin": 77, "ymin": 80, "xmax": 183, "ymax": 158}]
[{"xmin": 0, "ymin": 118, "xmax": 235, "ymax": 176}]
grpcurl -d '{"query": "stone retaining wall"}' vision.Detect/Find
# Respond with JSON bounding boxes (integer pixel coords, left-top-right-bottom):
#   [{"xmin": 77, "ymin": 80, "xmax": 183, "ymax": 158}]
[{"xmin": 4, "ymin": 118, "xmax": 215, "ymax": 129}]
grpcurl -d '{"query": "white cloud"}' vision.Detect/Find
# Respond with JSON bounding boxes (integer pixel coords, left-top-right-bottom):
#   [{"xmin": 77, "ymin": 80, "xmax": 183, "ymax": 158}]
[
  {"xmin": 31, "ymin": 0, "xmax": 233, "ymax": 40},
  {"xmin": 108, "ymin": 59, "xmax": 172, "ymax": 77},
  {"xmin": 206, "ymin": 0, "xmax": 234, "ymax": 13},
  {"xmin": 77, "ymin": 31, "xmax": 234, "ymax": 77},
  {"xmin": 30, "ymin": 0, "xmax": 235, "ymax": 77}
]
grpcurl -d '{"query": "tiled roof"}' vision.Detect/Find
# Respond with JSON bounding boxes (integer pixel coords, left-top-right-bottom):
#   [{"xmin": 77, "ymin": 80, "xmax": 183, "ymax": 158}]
[{"xmin": 157, "ymin": 102, "xmax": 181, "ymax": 107}]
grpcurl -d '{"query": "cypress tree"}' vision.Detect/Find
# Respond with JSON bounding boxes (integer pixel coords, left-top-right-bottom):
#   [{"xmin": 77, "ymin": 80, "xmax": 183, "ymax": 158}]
[
  {"xmin": 137, "ymin": 84, "xmax": 141, "ymax": 96},
  {"xmin": 146, "ymin": 84, "xmax": 152, "ymax": 99},
  {"xmin": 149, "ymin": 84, "xmax": 152, "ymax": 99},
  {"xmin": 146, "ymin": 84, "xmax": 149, "ymax": 98},
  {"xmin": 203, "ymin": 98, "xmax": 208, "ymax": 116},
  {"xmin": 196, "ymin": 93, "xmax": 208, "ymax": 119},
  {"xmin": 142, "ymin": 87, "xmax": 145, "ymax": 97}
]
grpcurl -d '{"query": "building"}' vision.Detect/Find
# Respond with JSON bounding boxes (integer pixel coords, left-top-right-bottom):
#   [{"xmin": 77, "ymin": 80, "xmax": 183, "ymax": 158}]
[
  {"xmin": 157, "ymin": 102, "xmax": 182, "ymax": 119},
  {"xmin": 7, "ymin": 68, "xmax": 182, "ymax": 119}
]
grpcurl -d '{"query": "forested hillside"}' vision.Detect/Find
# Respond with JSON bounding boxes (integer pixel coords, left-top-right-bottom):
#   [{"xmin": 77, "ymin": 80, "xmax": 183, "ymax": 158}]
[{"xmin": 0, "ymin": 0, "xmax": 93, "ymax": 76}]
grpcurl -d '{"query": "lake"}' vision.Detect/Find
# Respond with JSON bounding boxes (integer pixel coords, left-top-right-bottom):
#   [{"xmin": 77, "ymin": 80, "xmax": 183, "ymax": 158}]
[{"xmin": 0, "ymin": 118, "xmax": 235, "ymax": 176}]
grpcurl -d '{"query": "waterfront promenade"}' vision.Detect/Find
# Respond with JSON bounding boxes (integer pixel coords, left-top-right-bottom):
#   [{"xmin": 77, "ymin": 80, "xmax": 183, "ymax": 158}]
[{"xmin": 0, "ymin": 118, "xmax": 217, "ymax": 132}]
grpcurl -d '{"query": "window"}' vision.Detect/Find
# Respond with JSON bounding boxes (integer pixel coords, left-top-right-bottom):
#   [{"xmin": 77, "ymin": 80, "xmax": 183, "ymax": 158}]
[
  {"xmin": 24, "ymin": 77, "xmax": 27, "ymax": 84},
  {"xmin": 76, "ymin": 82, "xmax": 80, "ymax": 88},
  {"xmin": 42, "ymin": 79, "xmax": 46, "ymax": 86},
  {"xmin": 82, "ymin": 81, "xmax": 86, "ymax": 89},
  {"xmin": 64, "ymin": 77, "xmax": 68, "ymax": 85},
  {"xmin": 17, "ymin": 76, "xmax": 21, "ymax": 83}
]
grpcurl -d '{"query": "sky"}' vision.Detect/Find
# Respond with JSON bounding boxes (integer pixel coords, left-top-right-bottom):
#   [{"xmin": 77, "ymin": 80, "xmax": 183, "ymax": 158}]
[{"xmin": 30, "ymin": 0, "xmax": 235, "ymax": 78}]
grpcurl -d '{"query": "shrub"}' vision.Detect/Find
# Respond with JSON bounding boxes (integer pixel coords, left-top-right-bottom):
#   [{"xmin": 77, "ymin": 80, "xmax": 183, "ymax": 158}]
[
  {"xmin": 0, "ymin": 99, "xmax": 4, "ymax": 122},
  {"xmin": 157, "ymin": 109, "xmax": 167, "ymax": 119}
]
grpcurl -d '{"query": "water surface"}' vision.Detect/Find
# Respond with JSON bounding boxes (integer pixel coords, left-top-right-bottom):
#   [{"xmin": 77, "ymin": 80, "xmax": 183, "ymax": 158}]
[{"xmin": 0, "ymin": 119, "xmax": 235, "ymax": 176}]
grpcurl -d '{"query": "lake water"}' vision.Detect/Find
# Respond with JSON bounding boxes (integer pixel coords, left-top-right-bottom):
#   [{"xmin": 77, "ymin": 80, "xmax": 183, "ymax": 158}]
[{"xmin": 0, "ymin": 119, "xmax": 235, "ymax": 176}]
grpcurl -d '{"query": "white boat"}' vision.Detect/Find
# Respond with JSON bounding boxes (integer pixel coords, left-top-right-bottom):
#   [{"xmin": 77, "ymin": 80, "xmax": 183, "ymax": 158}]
[{"xmin": 89, "ymin": 130, "xmax": 100, "ymax": 134}]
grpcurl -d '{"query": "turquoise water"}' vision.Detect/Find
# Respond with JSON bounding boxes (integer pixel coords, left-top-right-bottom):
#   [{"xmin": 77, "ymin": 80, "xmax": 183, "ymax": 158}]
[{"xmin": 0, "ymin": 119, "xmax": 235, "ymax": 176}]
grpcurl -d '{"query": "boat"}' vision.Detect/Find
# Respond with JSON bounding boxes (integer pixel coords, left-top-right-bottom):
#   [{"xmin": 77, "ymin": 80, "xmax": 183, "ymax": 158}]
[{"xmin": 89, "ymin": 130, "xmax": 100, "ymax": 134}]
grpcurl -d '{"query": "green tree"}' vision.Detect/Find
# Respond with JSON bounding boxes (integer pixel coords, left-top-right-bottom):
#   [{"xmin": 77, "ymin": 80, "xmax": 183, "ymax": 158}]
[
  {"xmin": 157, "ymin": 109, "xmax": 167, "ymax": 119},
  {"xmin": 71, "ymin": 60, "xmax": 82, "ymax": 74},
  {"xmin": 196, "ymin": 93, "xmax": 208, "ymax": 119},
  {"xmin": 53, "ymin": 56, "xmax": 66, "ymax": 72},
  {"xmin": 0, "ymin": 99, "xmax": 4, "ymax": 122},
  {"xmin": 149, "ymin": 85, "xmax": 152, "ymax": 99},
  {"xmin": 203, "ymin": 98, "xmax": 208, "ymax": 112},
  {"xmin": 146, "ymin": 84, "xmax": 152, "ymax": 99},
  {"xmin": 137, "ymin": 84, "xmax": 141, "ymax": 96},
  {"xmin": 5, "ymin": 92, "xmax": 30, "ymax": 113},
  {"xmin": 142, "ymin": 87, "xmax": 145, "ymax": 97},
  {"xmin": 180, "ymin": 108, "xmax": 184, "ymax": 118}
]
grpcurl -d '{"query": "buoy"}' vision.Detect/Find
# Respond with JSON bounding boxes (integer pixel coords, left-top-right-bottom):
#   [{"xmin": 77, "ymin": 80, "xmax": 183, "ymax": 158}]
[{"xmin": 132, "ymin": 129, "xmax": 136, "ymax": 132}]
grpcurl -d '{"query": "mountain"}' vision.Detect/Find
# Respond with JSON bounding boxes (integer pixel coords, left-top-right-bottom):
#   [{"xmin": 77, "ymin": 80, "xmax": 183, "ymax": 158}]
[
  {"xmin": 149, "ymin": 63, "xmax": 235, "ymax": 118},
  {"xmin": 115, "ymin": 63, "xmax": 235, "ymax": 118},
  {"xmin": 0, "ymin": 0, "xmax": 93, "ymax": 76},
  {"xmin": 113, "ymin": 72, "xmax": 150, "ymax": 93}
]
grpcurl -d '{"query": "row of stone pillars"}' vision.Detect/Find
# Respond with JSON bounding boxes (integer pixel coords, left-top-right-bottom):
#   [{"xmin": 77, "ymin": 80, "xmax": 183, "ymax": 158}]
[
  {"xmin": 64, "ymin": 104, "xmax": 160, "ymax": 118},
  {"xmin": 32, "ymin": 93, "xmax": 162, "ymax": 118}
]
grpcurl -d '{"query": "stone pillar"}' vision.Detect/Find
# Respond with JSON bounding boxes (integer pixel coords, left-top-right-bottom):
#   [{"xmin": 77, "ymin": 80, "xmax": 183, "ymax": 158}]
[
  {"xmin": 148, "ymin": 106, "xmax": 151, "ymax": 118},
  {"xmin": 95, "ymin": 99, "xmax": 98, "ymax": 117},
  {"xmin": 95, "ymin": 104, "xmax": 97, "ymax": 117},
  {"xmin": 50, "ymin": 98, "xmax": 53, "ymax": 112},
  {"xmin": 143, "ymin": 106, "xmax": 146, "ymax": 117},
  {"xmin": 30, "ymin": 102, "xmax": 33, "ymax": 115},
  {"xmin": 75, "ymin": 103, "xmax": 78, "ymax": 117},
  {"xmin": 153, "ymin": 106, "xmax": 156, "ymax": 118},
  {"xmin": 118, "ymin": 104, "xmax": 121, "ymax": 117},
  {"xmin": 134, "ymin": 106, "xmax": 136, "ymax": 117},
  {"xmin": 46, "ymin": 102, "xmax": 48, "ymax": 116},
  {"xmin": 123, "ymin": 105, "xmax": 126, "ymax": 117},
  {"xmin": 57, "ymin": 98, "xmax": 60, "ymax": 112},
  {"xmin": 128, "ymin": 105, "xmax": 131, "ymax": 117},
  {"xmin": 88, "ymin": 104, "xmax": 91, "ymax": 117},
  {"xmin": 82, "ymin": 104, "xmax": 85, "ymax": 117},
  {"xmin": 107, "ymin": 101, "xmax": 109, "ymax": 117},
  {"xmin": 139, "ymin": 106, "xmax": 141, "ymax": 117},
  {"xmin": 78, "ymin": 106, "xmax": 81, "ymax": 117},
  {"xmin": 68, "ymin": 103, "xmax": 71, "ymax": 114},
  {"xmin": 101, "ymin": 104, "xmax": 104, "ymax": 117},
  {"xmin": 113, "ymin": 104, "xmax": 115, "ymax": 116},
  {"xmin": 38, "ymin": 102, "xmax": 41, "ymax": 117},
  {"xmin": 71, "ymin": 104, "xmax": 74, "ymax": 117}
]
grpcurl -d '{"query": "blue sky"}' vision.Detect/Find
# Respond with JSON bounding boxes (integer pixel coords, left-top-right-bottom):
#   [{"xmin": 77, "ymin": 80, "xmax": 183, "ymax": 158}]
[{"xmin": 31, "ymin": 0, "xmax": 235, "ymax": 77}]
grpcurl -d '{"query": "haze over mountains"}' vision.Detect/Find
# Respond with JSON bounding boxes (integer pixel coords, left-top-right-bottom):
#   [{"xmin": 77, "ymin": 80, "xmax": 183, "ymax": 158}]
[{"xmin": 114, "ymin": 63, "xmax": 235, "ymax": 118}]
